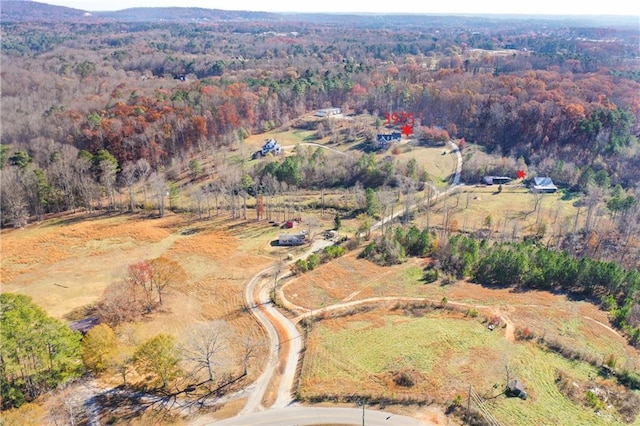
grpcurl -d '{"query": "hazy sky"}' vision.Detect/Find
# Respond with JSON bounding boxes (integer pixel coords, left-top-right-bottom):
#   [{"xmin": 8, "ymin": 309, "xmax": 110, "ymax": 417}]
[{"xmin": 40, "ymin": 0, "xmax": 640, "ymax": 16}]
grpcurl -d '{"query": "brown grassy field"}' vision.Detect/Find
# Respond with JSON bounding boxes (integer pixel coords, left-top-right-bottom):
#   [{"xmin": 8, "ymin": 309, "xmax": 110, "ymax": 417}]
[
  {"xmin": 285, "ymin": 243, "xmax": 640, "ymax": 425},
  {"xmin": 0, "ymin": 210, "xmax": 289, "ymax": 417}
]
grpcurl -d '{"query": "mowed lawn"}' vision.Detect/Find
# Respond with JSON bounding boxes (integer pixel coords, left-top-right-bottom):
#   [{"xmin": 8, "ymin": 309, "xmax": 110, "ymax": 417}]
[
  {"xmin": 394, "ymin": 142, "xmax": 460, "ymax": 188},
  {"xmin": 300, "ymin": 310, "xmax": 637, "ymax": 426}
]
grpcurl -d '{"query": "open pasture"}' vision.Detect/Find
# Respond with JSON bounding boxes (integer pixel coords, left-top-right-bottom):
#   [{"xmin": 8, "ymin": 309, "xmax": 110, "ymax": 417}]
[
  {"xmin": 284, "ymin": 253, "xmax": 640, "ymax": 391},
  {"xmin": 300, "ymin": 309, "xmax": 639, "ymax": 426}
]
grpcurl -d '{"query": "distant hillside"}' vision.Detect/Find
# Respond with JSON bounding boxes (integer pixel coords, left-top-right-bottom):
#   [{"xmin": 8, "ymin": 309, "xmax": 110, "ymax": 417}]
[
  {"xmin": 0, "ymin": 0, "xmax": 97, "ymax": 21},
  {"xmin": 96, "ymin": 7, "xmax": 281, "ymax": 22},
  {"xmin": 0, "ymin": 1, "xmax": 281, "ymax": 22},
  {"xmin": 0, "ymin": 0, "xmax": 636, "ymax": 27}
]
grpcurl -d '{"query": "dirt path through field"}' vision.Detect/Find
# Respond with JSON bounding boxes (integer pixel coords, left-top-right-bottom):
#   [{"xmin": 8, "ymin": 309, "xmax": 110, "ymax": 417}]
[
  {"xmin": 239, "ymin": 239, "xmax": 333, "ymax": 414},
  {"xmin": 283, "ymin": 293, "xmax": 622, "ymax": 349},
  {"xmin": 488, "ymin": 307, "xmax": 516, "ymax": 342},
  {"xmin": 341, "ymin": 267, "xmax": 398, "ymax": 302}
]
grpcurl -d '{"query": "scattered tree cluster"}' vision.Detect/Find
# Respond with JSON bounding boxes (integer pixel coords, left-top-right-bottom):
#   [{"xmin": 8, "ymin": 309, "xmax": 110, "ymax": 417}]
[
  {"xmin": 360, "ymin": 225, "xmax": 435, "ymax": 266},
  {"xmin": 96, "ymin": 257, "xmax": 186, "ymax": 326}
]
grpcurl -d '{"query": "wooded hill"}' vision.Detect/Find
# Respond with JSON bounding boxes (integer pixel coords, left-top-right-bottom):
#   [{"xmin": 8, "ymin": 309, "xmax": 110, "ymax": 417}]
[{"xmin": 1, "ymin": 6, "xmax": 639, "ymax": 227}]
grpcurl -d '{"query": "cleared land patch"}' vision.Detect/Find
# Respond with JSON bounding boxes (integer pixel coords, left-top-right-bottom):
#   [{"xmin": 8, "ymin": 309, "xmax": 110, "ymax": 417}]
[
  {"xmin": 300, "ymin": 309, "xmax": 637, "ymax": 425},
  {"xmin": 285, "ymin": 255, "xmax": 639, "ymax": 372}
]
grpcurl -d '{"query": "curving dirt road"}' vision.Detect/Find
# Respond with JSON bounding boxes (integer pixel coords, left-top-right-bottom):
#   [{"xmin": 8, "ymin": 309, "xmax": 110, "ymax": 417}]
[
  {"xmin": 237, "ymin": 239, "xmax": 334, "ymax": 415},
  {"xmin": 209, "ymin": 140, "xmax": 465, "ymax": 425}
]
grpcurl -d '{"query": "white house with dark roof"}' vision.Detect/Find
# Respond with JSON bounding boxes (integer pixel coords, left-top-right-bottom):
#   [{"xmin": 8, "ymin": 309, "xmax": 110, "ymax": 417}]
[{"xmin": 260, "ymin": 139, "xmax": 281, "ymax": 156}]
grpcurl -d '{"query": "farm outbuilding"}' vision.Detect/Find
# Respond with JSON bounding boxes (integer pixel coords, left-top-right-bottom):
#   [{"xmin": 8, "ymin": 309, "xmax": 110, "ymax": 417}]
[
  {"xmin": 482, "ymin": 176, "xmax": 511, "ymax": 185},
  {"xmin": 279, "ymin": 232, "xmax": 307, "ymax": 246},
  {"xmin": 69, "ymin": 317, "xmax": 100, "ymax": 334},
  {"xmin": 507, "ymin": 380, "xmax": 528, "ymax": 399},
  {"xmin": 315, "ymin": 107, "xmax": 342, "ymax": 117}
]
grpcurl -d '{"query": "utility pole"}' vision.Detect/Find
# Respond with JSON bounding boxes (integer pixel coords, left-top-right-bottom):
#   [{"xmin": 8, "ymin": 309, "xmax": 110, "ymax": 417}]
[{"xmin": 362, "ymin": 400, "xmax": 365, "ymax": 426}]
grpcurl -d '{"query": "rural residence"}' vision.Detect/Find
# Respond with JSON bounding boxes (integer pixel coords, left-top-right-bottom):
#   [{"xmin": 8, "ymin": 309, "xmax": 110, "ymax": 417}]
[
  {"xmin": 376, "ymin": 132, "xmax": 402, "ymax": 150},
  {"xmin": 260, "ymin": 139, "xmax": 282, "ymax": 156},
  {"xmin": 531, "ymin": 177, "xmax": 557, "ymax": 193}
]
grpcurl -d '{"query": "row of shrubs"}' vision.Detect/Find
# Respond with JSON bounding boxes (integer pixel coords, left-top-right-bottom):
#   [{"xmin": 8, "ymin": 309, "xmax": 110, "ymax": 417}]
[{"xmin": 290, "ymin": 244, "xmax": 347, "ymax": 274}]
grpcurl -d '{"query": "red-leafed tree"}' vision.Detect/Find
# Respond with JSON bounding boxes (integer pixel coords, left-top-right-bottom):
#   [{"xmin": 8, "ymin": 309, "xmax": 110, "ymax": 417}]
[{"xmin": 127, "ymin": 260, "xmax": 155, "ymax": 310}]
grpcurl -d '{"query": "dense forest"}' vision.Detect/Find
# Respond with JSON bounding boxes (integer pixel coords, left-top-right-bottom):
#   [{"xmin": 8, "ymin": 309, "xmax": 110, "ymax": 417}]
[{"xmin": 1, "ymin": 7, "xmax": 639, "ymax": 226}]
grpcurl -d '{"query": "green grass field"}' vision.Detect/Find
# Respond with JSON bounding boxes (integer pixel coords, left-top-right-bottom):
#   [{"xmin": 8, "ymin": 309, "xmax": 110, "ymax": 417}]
[{"xmin": 300, "ymin": 311, "xmax": 639, "ymax": 426}]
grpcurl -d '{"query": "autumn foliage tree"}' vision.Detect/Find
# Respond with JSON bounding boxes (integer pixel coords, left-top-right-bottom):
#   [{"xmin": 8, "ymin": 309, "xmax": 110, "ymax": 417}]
[
  {"xmin": 133, "ymin": 334, "xmax": 181, "ymax": 389},
  {"xmin": 81, "ymin": 323, "xmax": 117, "ymax": 373},
  {"xmin": 97, "ymin": 257, "xmax": 186, "ymax": 326},
  {"xmin": 149, "ymin": 256, "xmax": 186, "ymax": 305}
]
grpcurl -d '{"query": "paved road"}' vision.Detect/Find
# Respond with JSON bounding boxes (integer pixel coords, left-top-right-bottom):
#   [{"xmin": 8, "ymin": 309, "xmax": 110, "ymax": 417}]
[{"xmin": 214, "ymin": 405, "xmax": 426, "ymax": 426}]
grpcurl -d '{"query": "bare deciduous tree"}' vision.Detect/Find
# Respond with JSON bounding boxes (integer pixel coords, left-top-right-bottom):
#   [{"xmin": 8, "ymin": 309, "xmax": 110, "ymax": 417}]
[
  {"xmin": 120, "ymin": 161, "xmax": 138, "ymax": 212},
  {"xmin": 149, "ymin": 171, "xmax": 167, "ymax": 217},
  {"xmin": 0, "ymin": 169, "xmax": 29, "ymax": 228},
  {"xmin": 96, "ymin": 280, "xmax": 147, "ymax": 326},
  {"xmin": 99, "ymin": 159, "xmax": 118, "ymax": 211},
  {"xmin": 180, "ymin": 321, "xmax": 229, "ymax": 382}
]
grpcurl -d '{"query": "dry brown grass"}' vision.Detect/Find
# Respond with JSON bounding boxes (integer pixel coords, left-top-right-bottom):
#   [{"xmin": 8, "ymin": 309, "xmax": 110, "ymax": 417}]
[
  {"xmin": 1, "ymin": 213, "xmax": 176, "ymax": 283},
  {"xmin": 1, "ymin": 210, "xmax": 277, "ymax": 412},
  {"xmin": 285, "ymin": 250, "xmax": 411, "ymax": 308},
  {"xmin": 168, "ymin": 230, "xmax": 237, "ymax": 260}
]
